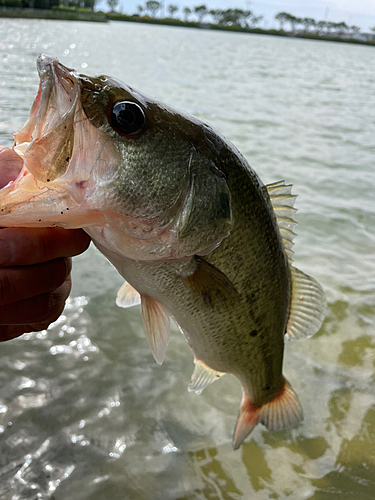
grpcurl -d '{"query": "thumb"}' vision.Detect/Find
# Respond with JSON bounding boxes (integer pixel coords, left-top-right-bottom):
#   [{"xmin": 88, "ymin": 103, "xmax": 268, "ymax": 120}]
[{"xmin": 0, "ymin": 147, "xmax": 23, "ymax": 189}]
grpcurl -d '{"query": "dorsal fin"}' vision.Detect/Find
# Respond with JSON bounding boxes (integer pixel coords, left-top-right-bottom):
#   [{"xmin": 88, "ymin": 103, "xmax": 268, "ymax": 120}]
[
  {"xmin": 286, "ymin": 266, "xmax": 327, "ymax": 340},
  {"xmin": 265, "ymin": 180, "xmax": 297, "ymax": 261}
]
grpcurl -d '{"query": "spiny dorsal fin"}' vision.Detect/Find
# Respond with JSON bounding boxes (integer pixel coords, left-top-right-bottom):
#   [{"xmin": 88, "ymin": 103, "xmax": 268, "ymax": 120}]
[
  {"xmin": 286, "ymin": 266, "xmax": 327, "ymax": 340},
  {"xmin": 265, "ymin": 180, "xmax": 297, "ymax": 261},
  {"xmin": 116, "ymin": 281, "xmax": 141, "ymax": 308},
  {"xmin": 141, "ymin": 295, "xmax": 170, "ymax": 365},
  {"xmin": 188, "ymin": 359, "xmax": 225, "ymax": 395}
]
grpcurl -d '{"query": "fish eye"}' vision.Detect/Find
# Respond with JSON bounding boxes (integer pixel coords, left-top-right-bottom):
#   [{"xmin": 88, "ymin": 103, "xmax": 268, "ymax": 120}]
[{"xmin": 111, "ymin": 101, "xmax": 146, "ymax": 136}]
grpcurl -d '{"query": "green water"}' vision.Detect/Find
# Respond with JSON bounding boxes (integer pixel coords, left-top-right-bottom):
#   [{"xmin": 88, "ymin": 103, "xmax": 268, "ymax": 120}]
[{"xmin": 0, "ymin": 19, "xmax": 374, "ymax": 499}]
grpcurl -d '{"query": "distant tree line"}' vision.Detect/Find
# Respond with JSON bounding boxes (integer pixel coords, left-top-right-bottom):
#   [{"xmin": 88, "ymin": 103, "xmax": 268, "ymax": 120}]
[
  {"xmin": 136, "ymin": 2, "xmax": 263, "ymax": 28},
  {"xmin": 133, "ymin": 3, "xmax": 365, "ymax": 38},
  {"xmin": 0, "ymin": 0, "xmax": 371, "ymax": 41},
  {"xmin": 0, "ymin": 0, "xmax": 94, "ymax": 10},
  {"xmin": 275, "ymin": 12, "xmax": 361, "ymax": 37},
  {"xmin": 0, "ymin": 0, "xmax": 59, "ymax": 8}
]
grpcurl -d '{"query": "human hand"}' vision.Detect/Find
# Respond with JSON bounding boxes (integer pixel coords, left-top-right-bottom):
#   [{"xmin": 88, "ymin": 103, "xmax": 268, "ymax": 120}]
[{"xmin": 0, "ymin": 146, "xmax": 90, "ymax": 341}]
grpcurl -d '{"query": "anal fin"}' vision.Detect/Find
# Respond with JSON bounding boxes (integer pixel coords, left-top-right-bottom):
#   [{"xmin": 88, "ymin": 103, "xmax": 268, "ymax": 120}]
[
  {"xmin": 286, "ymin": 266, "xmax": 327, "ymax": 340},
  {"xmin": 141, "ymin": 295, "xmax": 170, "ymax": 365},
  {"xmin": 116, "ymin": 281, "xmax": 141, "ymax": 308},
  {"xmin": 188, "ymin": 359, "xmax": 225, "ymax": 394},
  {"xmin": 232, "ymin": 379, "xmax": 303, "ymax": 449}
]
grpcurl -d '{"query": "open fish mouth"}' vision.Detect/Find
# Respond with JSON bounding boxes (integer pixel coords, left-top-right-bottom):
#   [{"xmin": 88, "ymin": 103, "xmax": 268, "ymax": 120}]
[
  {"xmin": 13, "ymin": 54, "xmax": 80, "ymax": 184},
  {"xmin": 0, "ymin": 55, "xmax": 99, "ymax": 228}
]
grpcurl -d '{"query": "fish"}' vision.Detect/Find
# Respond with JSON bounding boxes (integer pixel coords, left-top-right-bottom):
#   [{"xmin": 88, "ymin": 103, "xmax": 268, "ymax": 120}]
[{"xmin": 0, "ymin": 54, "xmax": 326, "ymax": 449}]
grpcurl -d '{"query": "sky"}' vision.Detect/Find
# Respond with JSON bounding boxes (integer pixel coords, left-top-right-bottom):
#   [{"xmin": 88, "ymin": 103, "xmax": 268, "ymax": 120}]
[{"xmin": 96, "ymin": 0, "xmax": 375, "ymax": 32}]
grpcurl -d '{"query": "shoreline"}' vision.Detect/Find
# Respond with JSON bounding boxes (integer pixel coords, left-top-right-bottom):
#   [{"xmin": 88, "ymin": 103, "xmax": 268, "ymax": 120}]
[
  {"xmin": 1, "ymin": 9, "xmax": 374, "ymax": 46},
  {"xmin": 0, "ymin": 7, "xmax": 108, "ymax": 22}
]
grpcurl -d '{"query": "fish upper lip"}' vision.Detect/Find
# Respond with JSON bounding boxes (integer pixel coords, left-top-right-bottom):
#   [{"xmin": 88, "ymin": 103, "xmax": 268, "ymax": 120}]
[
  {"xmin": 36, "ymin": 53, "xmax": 56, "ymax": 79},
  {"xmin": 36, "ymin": 54, "xmax": 77, "ymax": 86},
  {"xmin": 33, "ymin": 54, "xmax": 78, "ymax": 138},
  {"xmin": 36, "ymin": 53, "xmax": 75, "ymax": 83},
  {"xmin": 12, "ymin": 54, "xmax": 81, "ymax": 184},
  {"xmin": 33, "ymin": 55, "xmax": 55, "ymax": 140},
  {"xmin": 14, "ymin": 54, "xmax": 80, "ymax": 148}
]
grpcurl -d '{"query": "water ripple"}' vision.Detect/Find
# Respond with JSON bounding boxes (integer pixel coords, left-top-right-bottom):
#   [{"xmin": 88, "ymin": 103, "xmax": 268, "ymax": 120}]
[{"xmin": 0, "ymin": 19, "xmax": 374, "ymax": 500}]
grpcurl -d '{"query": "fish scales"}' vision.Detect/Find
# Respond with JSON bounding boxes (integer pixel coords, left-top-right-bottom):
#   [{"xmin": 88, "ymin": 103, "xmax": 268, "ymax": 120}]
[
  {"xmin": 96, "ymin": 136, "xmax": 288, "ymax": 400},
  {"xmin": 0, "ymin": 55, "xmax": 326, "ymax": 448}
]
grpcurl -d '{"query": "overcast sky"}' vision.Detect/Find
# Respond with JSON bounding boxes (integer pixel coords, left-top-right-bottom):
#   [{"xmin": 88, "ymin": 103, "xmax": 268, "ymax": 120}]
[{"xmin": 97, "ymin": 0, "xmax": 375, "ymax": 32}]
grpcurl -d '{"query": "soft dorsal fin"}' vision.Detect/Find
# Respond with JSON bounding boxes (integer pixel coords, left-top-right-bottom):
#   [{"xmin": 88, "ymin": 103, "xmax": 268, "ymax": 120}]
[
  {"xmin": 286, "ymin": 266, "xmax": 327, "ymax": 340},
  {"xmin": 265, "ymin": 180, "xmax": 297, "ymax": 261},
  {"xmin": 116, "ymin": 282, "xmax": 141, "ymax": 308},
  {"xmin": 188, "ymin": 359, "xmax": 225, "ymax": 394},
  {"xmin": 141, "ymin": 295, "xmax": 170, "ymax": 365}
]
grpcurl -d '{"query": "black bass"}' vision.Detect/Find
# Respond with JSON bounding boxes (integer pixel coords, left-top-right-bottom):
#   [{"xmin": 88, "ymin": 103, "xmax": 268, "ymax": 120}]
[{"xmin": 1, "ymin": 55, "xmax": 326, "ymax": 448}]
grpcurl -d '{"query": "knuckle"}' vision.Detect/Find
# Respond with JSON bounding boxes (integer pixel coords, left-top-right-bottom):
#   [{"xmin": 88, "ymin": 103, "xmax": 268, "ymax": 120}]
[
  {"xmin": 75, "ymin": 230, "xmax": 91, "ymax": 253},
  {"xmin": 36, "ymin": 281, "xmax": 71, "ymax": 325},
  {"xmin": 0, "ymin": 325, "xmax": 28, "ymax": 342},
  {"xmin": 37, "ymin": 301, "xmax": 61, "ymax": 324},
  {"xmin": 0, "ymin": 325, "xmax": 13, "ymax": 341},
  {"xmin": 30, "ymin": 319, "xmax": 53, "ymax": 332},
  {"xmin": 49, "ymin": 258, "xmax": 70, "ymax": 289}
]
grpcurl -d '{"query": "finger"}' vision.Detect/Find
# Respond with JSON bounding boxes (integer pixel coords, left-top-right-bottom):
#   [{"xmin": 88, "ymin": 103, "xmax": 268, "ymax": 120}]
[
  {"xmin": 0, "ymin": 227, "xmax": 90, "ymax": 267},
  {"xmin": 0, "ymin": 146, "xmax": 23, "ymax": 189},
  {"xmin": 0, "ymin": 278, "xmax": 71, "ymax": 339},
  {"xmin": 0, "ymin": 325, "xmax": 35, "ymax": 342},
  {"xmin": 0, "ymin": 257, "xmax": 71, "ymax": 306}
]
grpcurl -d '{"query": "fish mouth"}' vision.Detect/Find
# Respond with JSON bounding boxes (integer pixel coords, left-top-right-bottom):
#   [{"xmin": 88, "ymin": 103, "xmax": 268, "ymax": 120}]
[
  {"xmin": 0, "ymin": 54, "xmax": 119, "ymax": 230},
  {"xmin": 13, "ymin": 54, "xmax": 80, "ymax": 183},
  {"xmin": 0, "ymin": 55, "xmax": 93, "ymax": 228},
  {"xmin": 35, "ymin": 54, "xmax": 78, "ymax": 141}
]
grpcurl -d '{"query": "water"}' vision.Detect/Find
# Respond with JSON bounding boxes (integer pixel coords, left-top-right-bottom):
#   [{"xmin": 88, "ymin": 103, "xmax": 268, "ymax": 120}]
[{"xmin": 0, "ymin": 18, "xmax": 374, "ymax": 500}]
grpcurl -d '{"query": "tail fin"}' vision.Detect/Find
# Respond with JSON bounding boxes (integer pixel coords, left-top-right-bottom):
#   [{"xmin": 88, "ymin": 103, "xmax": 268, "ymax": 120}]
[
  {"xmin": 232, "ymin": 394, "xmax": 260, "ymax": 450},
  {"xmin": 232, "ymin": 379, "xmax": 303, "ymax": 450}
]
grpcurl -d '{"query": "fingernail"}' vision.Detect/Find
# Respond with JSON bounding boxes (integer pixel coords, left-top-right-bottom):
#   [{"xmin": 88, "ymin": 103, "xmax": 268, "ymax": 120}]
[{"xmin": 0, "ymin": 239, "xmax": 11, "ymax": 266}]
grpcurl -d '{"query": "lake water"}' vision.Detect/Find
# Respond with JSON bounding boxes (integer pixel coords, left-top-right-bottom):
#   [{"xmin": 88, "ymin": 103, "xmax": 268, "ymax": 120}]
[{"xmin": 0, "ymin": 18, "xmax": 374, "ymax": 500}]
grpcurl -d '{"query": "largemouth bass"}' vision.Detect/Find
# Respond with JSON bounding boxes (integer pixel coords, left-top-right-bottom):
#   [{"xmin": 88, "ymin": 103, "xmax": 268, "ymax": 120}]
[{"xmin": 1, "ymin": 55, "xmax": 326, "ymax": 448}]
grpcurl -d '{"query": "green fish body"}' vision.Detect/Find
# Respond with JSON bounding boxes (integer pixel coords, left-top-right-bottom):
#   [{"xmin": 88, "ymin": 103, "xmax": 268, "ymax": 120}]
[{"xmin": 0, "ymin": 55, "xmax": 326, "ymax": 448}]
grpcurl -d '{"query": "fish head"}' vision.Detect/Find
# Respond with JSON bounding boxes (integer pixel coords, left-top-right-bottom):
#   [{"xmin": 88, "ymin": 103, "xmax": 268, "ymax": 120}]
[{"xmin": 3, "ymin": 55, "xmax": 232, "ymax": 261}]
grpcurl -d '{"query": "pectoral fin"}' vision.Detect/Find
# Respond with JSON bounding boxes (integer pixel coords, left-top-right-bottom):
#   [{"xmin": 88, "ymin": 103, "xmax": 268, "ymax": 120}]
[
  {"xmin": 141, "ymin": 295, "xmax": 170, "ymax": 365},
  {"xmin": 183, "ymin": 256, "xmax": 239, "ymax": 308}
]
